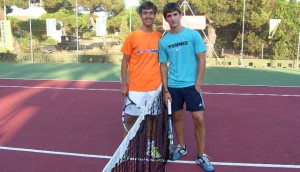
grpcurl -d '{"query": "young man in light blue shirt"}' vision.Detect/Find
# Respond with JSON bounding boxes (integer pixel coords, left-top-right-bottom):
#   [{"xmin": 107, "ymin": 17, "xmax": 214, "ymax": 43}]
[{"xmin": 159, "ymin": 2, "xmax": 214, "ymax": 172}]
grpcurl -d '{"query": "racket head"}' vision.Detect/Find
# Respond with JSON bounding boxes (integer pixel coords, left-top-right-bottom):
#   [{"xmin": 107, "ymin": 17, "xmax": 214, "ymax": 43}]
[
  {"xmin": 122, "ymin": 96, "xmax": 142, "ymax": 132},
  {"xmin": 122, "ymin": 111, "xmax": 129, "ymax": 132}
]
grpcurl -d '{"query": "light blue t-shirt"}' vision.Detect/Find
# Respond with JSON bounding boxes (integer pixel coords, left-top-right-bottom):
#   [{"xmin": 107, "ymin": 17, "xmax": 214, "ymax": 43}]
[{"xmin": 159, "ymin": 27, "xmax": 206, "ymax": 88}]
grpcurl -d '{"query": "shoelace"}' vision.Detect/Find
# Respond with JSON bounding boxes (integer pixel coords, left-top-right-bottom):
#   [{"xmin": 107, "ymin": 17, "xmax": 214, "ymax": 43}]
[
  {"xmin": 200, "ymin": 154, "xmax": 212, "ymax": 165},
  {"xmin": 175, "ymin": 145, "xmax": 186, "ymax": 153}
]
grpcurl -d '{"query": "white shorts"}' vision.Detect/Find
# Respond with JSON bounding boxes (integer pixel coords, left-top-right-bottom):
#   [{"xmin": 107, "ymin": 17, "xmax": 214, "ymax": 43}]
[{"xmin": 125, "ymin": 90, "xmax": 161, "ymax": 116}]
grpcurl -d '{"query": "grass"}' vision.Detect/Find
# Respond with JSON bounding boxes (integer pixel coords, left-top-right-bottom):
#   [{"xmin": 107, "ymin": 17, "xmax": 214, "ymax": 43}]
[
  {"xmin": 0, "ymin": 63, "xmax": 300, "ymax": 87},
  {"xmin": 204, "ymin": 67, "xmax": 300, "ymax": 86}
]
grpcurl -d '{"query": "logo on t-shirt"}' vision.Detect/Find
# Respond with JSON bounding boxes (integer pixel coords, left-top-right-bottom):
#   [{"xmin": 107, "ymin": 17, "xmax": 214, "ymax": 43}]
[
  {"xmin": 137, "ymin": 49, "xmax": 159, "ymax": 54},
  {"xmin": 167, "ymin": 41, "xmax": 188, "ymax": 49}
]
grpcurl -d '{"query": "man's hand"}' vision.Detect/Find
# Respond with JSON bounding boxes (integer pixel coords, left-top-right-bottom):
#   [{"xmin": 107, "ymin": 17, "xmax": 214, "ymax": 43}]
[
  {"xmin": 195, "ymin": 83, "xmax": 202, "ymax": 93},
  {"xmin": 164, "ymin": 91, "xmax": 172, "ymax": 107},
  {"xmin": 121, "ymin": 84, "xmax": 128, "ymax": 96}
]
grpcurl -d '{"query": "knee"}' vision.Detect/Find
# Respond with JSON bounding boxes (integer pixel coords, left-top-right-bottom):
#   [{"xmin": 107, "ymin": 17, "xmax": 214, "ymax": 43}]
[
  {"xmin": 172, "ymin": 112, "xmax": 183, "ymax": 122},
  {"xmin": 194, "ymin": 116, "xmax": 205, "ymax": 127}
]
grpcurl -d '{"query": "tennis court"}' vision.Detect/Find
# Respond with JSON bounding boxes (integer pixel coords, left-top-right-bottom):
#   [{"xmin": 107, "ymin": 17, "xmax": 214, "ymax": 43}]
[{"xmin": 0, "ymin": 63, "xmax": 299, "ymax": 172}]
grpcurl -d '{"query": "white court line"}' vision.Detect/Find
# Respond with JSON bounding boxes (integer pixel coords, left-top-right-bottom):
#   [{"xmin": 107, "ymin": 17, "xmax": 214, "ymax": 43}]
[
  {"xmin": 203, "ymin": 92, "xmax": 300, "ymax": 97},
  {"xmin": 0, "ymin": 85, "xmax": 299, "ymax": 97},
  {"xmin": 0, "ymin": 146, "xmax": 299, "ymax": 169},
  {"xmin": 0, "ymin": 78, "xmax": 119, "ymax": 83},
  {"xmin": 0, "ymin": 146, "xmax": 110, "ymax": 159},
  {"xmin": 0, "ymin": 85, "xmax": 119, "ymax": 92},
  {"xmin": 1, "ymin": 78, "xmax": 300, "ymax": 88},
  {"xmin": 205, "ymin": 83, "xmax": 300, "ymax": 88},
  {"xmin": 171, "ymin": 159, "xmax": 300, "ymax": 168}
]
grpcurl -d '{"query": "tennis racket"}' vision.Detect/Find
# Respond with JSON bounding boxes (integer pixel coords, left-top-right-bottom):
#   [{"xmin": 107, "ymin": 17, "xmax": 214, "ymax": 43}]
[
  {"xmin": 167, "ymin": 99, "xmax": 180, "ymax": 160},
  {"xmin": 122, "ymin": 95, "xmax": 142, "ymax": 132}
]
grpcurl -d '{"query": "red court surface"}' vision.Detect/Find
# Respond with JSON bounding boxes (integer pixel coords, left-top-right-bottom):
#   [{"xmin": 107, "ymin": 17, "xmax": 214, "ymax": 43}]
[{"xmin": 0, "ymin": 79, "xmax": 299, "ymax": 172}]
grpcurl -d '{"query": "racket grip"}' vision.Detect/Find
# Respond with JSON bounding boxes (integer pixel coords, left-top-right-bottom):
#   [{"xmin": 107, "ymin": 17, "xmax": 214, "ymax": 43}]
[{"xmin": 167, "ymin": 99, "xmax": 171, "ymax": 114}]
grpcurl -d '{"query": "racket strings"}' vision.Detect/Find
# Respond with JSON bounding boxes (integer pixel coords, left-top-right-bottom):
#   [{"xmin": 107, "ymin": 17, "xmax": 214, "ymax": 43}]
[{"xmin": 125, "ymin": 104, "xmax": 142, "ymax": 115}]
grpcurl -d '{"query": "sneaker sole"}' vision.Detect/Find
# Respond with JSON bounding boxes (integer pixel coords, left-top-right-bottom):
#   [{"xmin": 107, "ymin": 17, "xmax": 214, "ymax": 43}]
[
  {"xmin": 170, "ymin": 151, "xmax": 187, "ymax": 161},
  {"xmin": 146, "ymin": 152, "xmax": 162, "ymax": 159},
  {"xmin": 169, "ymin": 152, "xmax": 180, "ymax": 161},
  {"xmin": 196, "ymin": 160, "xmax": 215, "ymax": 172},
  {"xmin": 180, "ymin": 151, "xmax": 187, "ymax": 156}
]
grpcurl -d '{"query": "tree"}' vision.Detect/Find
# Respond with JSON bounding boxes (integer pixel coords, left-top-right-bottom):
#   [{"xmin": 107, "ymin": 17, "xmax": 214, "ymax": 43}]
[
  {"xmin": 269, "ymin": 0, "xmax": 300, "ymax": 60},
  {"xmin": 119, "ymin": 15, "xmax": 130, "ymax": 43},
  {"xmin": 42, "ymin": 0, "xmax": 125, "ymax": 47},
  {"xmin": 187, "ymin": 0, "xmax": 275, "ymax": 58},
  {"xmin": 152, "ymin": 0, "xmax": 246, "ymax": 58},
  {"xmin": 3, "ymin": 0, "xmax": 299, "ymax": 59},
  {"xmin": 41, "ymin": 0, "xmax": 125, "ymax": 33},
  {"xmin": 0, "ymin": 0, "xmax": 31, "ymax": 53},
  {"xmin": 43, "ymin": 0, "xmax": 73, "ymax": 13},
  {"xmin": 152, "ymin": 0, "xmax": 299, "ymax": 60},
  {"xmin": 0, "ymin": 0, "xmax": 27, "ymax": 21},
  {"xmin": 74, "ymin": 0, "xmax": 125, "ymax": 29},
  {"xmin": 40, "ymin": 8, "xmax": 89, "ymax": 37},
  {"xmin": 107, "ymin": 7, "xmax": 141, "ymax": 34}
]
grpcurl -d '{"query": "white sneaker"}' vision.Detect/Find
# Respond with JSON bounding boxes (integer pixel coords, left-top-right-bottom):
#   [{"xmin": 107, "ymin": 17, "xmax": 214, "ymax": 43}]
[
  {"xmin": 146, "ymin": 146, "xmax": 162, "ymax": 159},
  {"xmin": 196, "ymin": 154, "xmax": 215, "ymax": 172},
  {"xmin": 174, "ymin": 144, "xmax": 187, "ymax": 157}
]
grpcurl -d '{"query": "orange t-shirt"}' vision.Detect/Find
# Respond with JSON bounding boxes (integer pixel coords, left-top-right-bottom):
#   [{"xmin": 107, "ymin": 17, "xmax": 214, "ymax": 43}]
[{"xmin": 121, "ymin": 30, "xmax": 162, "ymax": 91}]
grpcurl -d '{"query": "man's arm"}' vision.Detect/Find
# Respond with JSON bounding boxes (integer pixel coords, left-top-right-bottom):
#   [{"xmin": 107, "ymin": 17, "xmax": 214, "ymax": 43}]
[
  {"xmin": 195, "ymin": 52, "xmax": 206, "ymax": 92},
  {"xmin": 121, "ymin": 54, "xmax": 130, "ymax": 96},
  {"xmin": 160, "ymin": 62, "xmax": 172, "ymax": 104}
]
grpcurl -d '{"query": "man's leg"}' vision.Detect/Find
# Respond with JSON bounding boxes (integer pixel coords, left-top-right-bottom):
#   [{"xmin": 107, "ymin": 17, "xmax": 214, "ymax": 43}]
[
  {"xmin": 123, "ymin": 115, "xmax": 138, "ymax": 137},
  {"xmin": 192, "ymin": 110, "xmax": 214, "ymax": 172},
  {"xmin": 173, "ymin": 109, "xmax": 185, "ymax": 147},
  {"xmin": 191, "ymin": 110, "xmax": 205, "ymax": 155}
]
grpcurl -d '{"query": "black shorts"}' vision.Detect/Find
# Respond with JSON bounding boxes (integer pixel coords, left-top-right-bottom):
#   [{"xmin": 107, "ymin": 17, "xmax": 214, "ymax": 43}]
[{"xmin": 168, "ymin": 86, "xmax": 205, "ymax": 112}]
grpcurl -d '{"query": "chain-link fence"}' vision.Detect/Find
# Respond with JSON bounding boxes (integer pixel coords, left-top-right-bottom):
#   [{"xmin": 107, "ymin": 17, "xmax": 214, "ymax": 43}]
[{"xmin": 0, "ymin": 1, "xmax": 299, "ymax": 68}]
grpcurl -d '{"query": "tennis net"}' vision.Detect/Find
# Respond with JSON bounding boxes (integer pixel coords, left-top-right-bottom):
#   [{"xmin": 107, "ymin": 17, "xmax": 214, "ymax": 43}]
[{"xmin": 103, "ymin": 84, "xmax": 169, "ymax": 172}]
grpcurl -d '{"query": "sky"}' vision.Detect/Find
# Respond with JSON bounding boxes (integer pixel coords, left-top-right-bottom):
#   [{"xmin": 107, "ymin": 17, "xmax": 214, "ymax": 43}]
[
  {"xmin": 125, "ymin": 0, "xmax": 139, "ymax": 8},
  {"xmin": 7, "ymin": 4, "xmax": 46, "ymax": 18}
]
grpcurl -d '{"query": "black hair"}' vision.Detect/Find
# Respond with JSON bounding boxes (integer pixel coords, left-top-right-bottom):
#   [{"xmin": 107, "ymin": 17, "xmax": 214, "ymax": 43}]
[
  {"xmin": 163, "ymin": 2, "xmax": 182, "ymax": 18},
  {"xmin": 138, "ymin": 1, "xmax": 158, "ymax": 15}
]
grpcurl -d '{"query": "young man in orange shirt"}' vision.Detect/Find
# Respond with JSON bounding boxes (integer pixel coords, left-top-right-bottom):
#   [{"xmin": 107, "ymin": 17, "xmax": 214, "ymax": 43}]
[{"xmin": 120, "ymin": 1, "xmax": 162, "ymax": 159}]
